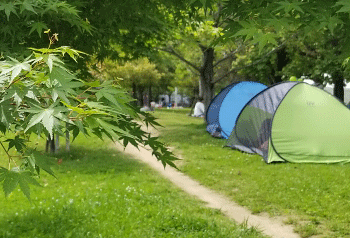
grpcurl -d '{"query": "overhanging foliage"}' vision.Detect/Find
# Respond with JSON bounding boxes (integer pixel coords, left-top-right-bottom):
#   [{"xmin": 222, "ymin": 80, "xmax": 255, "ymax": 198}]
[{"xmin": 0, "ymin": 45, "xmax": 178, "ymax": 200}]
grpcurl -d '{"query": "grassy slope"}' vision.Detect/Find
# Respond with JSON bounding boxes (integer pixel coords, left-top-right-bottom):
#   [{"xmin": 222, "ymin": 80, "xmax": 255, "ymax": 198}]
[
  {"xmin": 0, "ymin": 134, "xmax": 265, "ymax": 238},
  {"xmin": 154, "ymin": 108, "xmax": 350, "ymax": 238}
]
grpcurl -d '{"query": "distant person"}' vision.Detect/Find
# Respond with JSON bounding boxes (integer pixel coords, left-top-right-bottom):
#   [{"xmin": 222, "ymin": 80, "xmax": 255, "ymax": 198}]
[{"xmin": 192, "ymin": 97, "xmax": 205, "ymax": 117}]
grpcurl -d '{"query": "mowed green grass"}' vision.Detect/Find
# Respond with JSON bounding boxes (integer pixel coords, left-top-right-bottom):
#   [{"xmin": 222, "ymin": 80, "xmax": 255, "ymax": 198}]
[
  {"xmin": 154, "ymin": 108, "xmax": 350, "ymax": 238},
  {"xmin": 0, "ymin": 134, "xmax": 265, "ymax": 238}
]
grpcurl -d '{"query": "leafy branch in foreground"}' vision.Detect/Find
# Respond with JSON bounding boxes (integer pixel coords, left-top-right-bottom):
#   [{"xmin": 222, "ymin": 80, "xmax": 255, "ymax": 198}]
[{"xmin": 0, "ymin": 46, "xmax": 178, "ymax": 200}]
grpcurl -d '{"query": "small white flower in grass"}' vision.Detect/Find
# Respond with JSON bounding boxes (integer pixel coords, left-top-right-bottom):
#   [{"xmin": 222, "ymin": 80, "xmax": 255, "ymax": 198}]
[{"xmin": 69, "ymin": 199, "xmax": 74, "ymax": 204}]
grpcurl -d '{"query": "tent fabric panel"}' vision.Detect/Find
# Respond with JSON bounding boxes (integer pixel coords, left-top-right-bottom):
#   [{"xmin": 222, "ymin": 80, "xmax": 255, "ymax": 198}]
[
  {"xmin": 271, "ymin": 83, "xmax": 350, "ymax": 163},
  {"xmin": 226, "ymin": 82, "xmax": 298, "ymax": 161},
  {"xmin": 219, "ymin": 81, "xmax": 267, "ymax": 139},
  {"xmin": 267, "ymin": 137, "xmax": 285, "ymax": 163},
  {"xmin": 206, "ymin": 124, "xmax": 224, "ymax": 138},
  {"xmin": 206, "ymin": 83, "xmax": 237, "ymax": 127}
]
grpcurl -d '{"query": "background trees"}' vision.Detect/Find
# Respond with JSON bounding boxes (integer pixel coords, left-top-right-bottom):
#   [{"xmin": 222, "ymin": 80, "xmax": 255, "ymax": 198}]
[
  {"xmin": 101, "ymin": 58, "xmax": 163, "ymax": 107},
  {"xmin": 159, "ymin": 3, "xmax": 242, "ymax": 110}
]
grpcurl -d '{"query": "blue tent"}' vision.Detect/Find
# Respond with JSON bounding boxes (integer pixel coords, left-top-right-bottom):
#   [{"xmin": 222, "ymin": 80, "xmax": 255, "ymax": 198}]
[{"xmin": 206, "ymin": 81, "xmax": 267, "ymax": 139}]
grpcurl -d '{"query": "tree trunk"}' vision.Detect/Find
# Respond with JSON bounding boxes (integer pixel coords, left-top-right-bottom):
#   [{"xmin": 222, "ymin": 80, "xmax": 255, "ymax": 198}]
[
  {"xmin": 147, "ymin": 84, "xmax": 152, "ymax": 107},
  {"xmin": 333, "ymin": 71, "xmax": 344, "ymax": 102},
  {"xmin": 55, "ymin": 134, "xmax": 60, "ymax": 152},
  {"xmin": 137, "ymin": 87, "xmax": 144, "ymax": 106},
  {"xmin": 45, "ymin": 134, "xmax": 55, "ymax": 153},
  {"xmin": 273, "ymin": 46, "xmax": 289, "ymax": 83},
  {"xmin": 66, "ymin": 123, "xmax": 70, "ymax": 152},
  {"xmin": 199, "ymin": 46, "xmax": 215, "ymax": 112},
  {"xmin": 132, "ymin": 82, "xmax": 137, "ymax": 106},
  {"xmin": 188, "ymin": 95, "xmax": 198, "ymax": 116}
]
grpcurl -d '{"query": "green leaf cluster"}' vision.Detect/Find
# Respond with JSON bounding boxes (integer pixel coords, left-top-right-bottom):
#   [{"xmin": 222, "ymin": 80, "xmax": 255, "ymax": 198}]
[
  {"xmin": 0, "ymin": 0, "xmax": 90, "ymax": 57},
  {"xmin": 0, "ymin": 47, "xmax": 178, "ymax": 199},
  {"xmin": 217, "ymin": 0, "xmax": 350, "ymax": 55}
]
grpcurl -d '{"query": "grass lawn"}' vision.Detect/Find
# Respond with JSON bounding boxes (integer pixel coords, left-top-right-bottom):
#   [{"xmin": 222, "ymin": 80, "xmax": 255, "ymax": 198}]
[
  {"xmin": 154, "ymin": 108, "xmax": 350, "ymax": 238},
  {"xmin": 0, "ymin": 134, "xmax": 266, "ymax": 238}
]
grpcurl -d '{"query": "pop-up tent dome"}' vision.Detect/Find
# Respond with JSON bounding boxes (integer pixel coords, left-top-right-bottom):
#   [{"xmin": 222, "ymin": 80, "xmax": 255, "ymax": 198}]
[
  {"xmin": 227, "ymin": 81, "xmax": 350, "ymax": 163},
  {"xmin": 206, "ymin": 81, "xmax": 267, "ymax": 139}
]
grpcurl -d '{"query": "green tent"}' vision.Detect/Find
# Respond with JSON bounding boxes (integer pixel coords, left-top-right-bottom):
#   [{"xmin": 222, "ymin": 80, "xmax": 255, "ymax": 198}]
[{"xmin": 227, "ymin": 82, "xmax": 350, "ymax": 163}]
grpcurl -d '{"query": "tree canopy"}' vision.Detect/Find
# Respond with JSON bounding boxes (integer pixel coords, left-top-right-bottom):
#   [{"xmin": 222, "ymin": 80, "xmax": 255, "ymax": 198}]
[{"xmin": 158, "ymin": 3, "xmax": 243, "ymax": 110}]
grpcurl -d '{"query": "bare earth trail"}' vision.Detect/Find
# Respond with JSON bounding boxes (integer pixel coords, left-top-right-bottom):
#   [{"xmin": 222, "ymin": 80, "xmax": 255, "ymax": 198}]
[{"xmin": 114, "ymin": 142, "xmax": 300, "ymax": 238}]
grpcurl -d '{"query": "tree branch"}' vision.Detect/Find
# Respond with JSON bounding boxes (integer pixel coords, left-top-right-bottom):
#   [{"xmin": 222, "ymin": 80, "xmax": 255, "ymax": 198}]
[
  {"xmin": 213, "ymin": 44, "xmax": 243, "ymax": 68},
  {"xmin": 184, "ymin": 64, "xmax": 200, "ymax": 76},
  {"xmin": 218, "ymin": 13, "xmax": 237, "ymax": 28},
  {"xmin": 0, "ymin": 141, "xmax": 18, "ymax": 169},
  {"xmin": 213, "ymin": 42, "xmax": 286, "ymax": 84},
  {"xmin": 157, "ymin": 47, "xmax": 200, "ymax": 72},
  {"xmin": 213, "ymin": 2, "xmax": 223, "ymax": 28}
]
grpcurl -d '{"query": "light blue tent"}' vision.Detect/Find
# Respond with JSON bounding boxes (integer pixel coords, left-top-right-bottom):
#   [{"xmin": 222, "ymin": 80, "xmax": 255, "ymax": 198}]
[{"xmin": 206, "ymin": 81, "xmax": 267, "ymax": 139}]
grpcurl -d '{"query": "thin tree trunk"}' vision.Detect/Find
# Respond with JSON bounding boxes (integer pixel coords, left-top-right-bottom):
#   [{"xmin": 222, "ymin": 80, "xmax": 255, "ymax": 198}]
[
  {"xmin": 45, "ymin": 134, "xmax": 55, "ymax": 153},
  {"xmin": 55, "ymin": 134, "xmax": 59, "ymax": 153},
  {"xmin": 132, "ymin": 82, "xmax": 137, "ymax": 106},
  {"xmin": 66, "ymin": 123, "xmax": 70, "ymax": 151},
  {"xmin": 188, "ymin": 95, "xmax": 198, "ymax": 116},
  {"xmin": 273, "ymin": 46, "xmax": 290, "ymax": 83},
  {"xmin": 333, "ymin": 71, "xmax": 344, "ymax": 102},
  {"xmin": 147, "ymin": 84, "xmax": 152, "ymax": 107},
  {"xmin": 137, "ymin": 87, "xmax": 143, "ymax": 106}
]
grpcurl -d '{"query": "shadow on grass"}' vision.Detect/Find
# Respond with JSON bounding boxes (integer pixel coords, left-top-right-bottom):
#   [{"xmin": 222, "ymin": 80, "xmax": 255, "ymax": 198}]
[
  {"xmin": 0, "ymin": 206, "xmax": 98, "ymax": 238},
  {"xmin": 0, "ymin": 144, "xmax": 149, "ymax": 237},
  {"xmin": 49, "ymin": 143, "xmax": 145, "ymax": 175}
]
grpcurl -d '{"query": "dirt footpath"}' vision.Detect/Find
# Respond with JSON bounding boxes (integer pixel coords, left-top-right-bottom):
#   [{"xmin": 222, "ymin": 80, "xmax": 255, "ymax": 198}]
[{"xmin": 115, "ymin": 142, "xmax": 300, "ymax": 238}]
